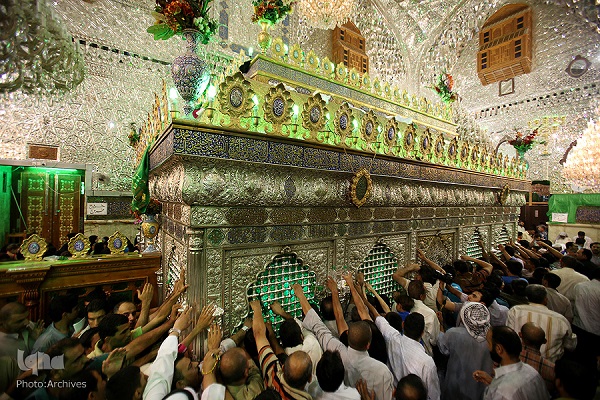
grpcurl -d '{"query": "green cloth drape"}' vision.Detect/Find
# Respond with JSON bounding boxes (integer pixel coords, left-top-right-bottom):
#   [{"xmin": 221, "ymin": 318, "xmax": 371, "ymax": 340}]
[
  {"xmin": 547, "ymin": 193, "xmax": 600, "ymax": 223},
  {"xmin": 131, "ymin": 148, "xmax": 150, "ymax": 215}
]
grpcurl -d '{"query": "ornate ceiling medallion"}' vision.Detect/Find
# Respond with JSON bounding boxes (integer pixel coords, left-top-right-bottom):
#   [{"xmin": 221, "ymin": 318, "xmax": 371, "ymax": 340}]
[
  {"xmin": 350, "ymin": 168, "xmax": 373, "ymax": 208},
  {"xmin": 335, "ymin": 102, "xmax": 354, "ymax": 143},
  {"xmin": 68, "ymin": 233, "xmax": 90, "ymax": 258},
  {"xmin": 218, "ymin": 72, "xmax": 255, "ymax": 120},
  {"xmin": 361, "ymin": 110, "xmax": 378, "ymax": 142},
  {"xmin": 21, "ymin": 234, "xmax": 48, "ymax": 261},
  {"xmin": 301, "ymin": 94, "xmax": 328, "ymax": 136},
  {"xmin": 263, "ymin": 83, "xmax": 294, "ymax": 130}
]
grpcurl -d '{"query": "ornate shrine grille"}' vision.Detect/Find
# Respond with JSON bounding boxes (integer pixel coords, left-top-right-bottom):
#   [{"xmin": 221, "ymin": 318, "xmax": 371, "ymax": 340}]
[
  {"xmin": 491, "ymin": 226, "xmax": 511, "ymax": 257},
  {"xmin": 466, "ymin": 228, "xmax": 484, "ymax": 259},
  {"xmin": 358, "ymin": 242, "xmax": 400, "ymax": 299},
  {"xmin": 247, "ymin": 250, "xmax": 316, "ymax": 334}
]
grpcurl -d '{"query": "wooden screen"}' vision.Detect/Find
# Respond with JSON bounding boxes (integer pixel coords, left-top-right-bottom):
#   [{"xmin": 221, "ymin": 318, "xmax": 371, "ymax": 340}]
[
  {"xmin": 332, "ymin": 21, "xmax": 369, "ymax": 74},
  {"xmin": 477, "ymin": 4, "xmax": 532, "ymax": 85}
]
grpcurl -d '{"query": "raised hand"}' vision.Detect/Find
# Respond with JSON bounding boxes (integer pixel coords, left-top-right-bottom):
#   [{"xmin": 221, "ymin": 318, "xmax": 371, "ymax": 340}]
[
  {"xmin": 102, "ymin": 348, "xmax": 127, "ymax": 379},
  {"xmin": 416, "ymin": 249, "xmax": 427, "ymax": 260},
  {"xmin": 196, "ymin": 304, "xmax": 216, "ymax": 332},
  {"xmin": 137, "ymin": 283, "xmax": 154, "ymax": 305},
  {"xmin": 207, "ymin": 323, "xmax": 222, "ymax": 351},
  {"xmin": 342, "ymin": 271, "xmax": 354, "ymax": 286},
  {"xmin": 326, "ymin": 277, "xmax": 339, "ymax": 295},
  {"xmin": 174, "ymin": 306, "xmax": 193, "ymax": 332},
  {"xmin": 270, "ymin": 301, "xmax": 286, "ymax": 316},
  {"xmin": 292, "ymin": 283, "xmax": 305, "ymax": 299}
]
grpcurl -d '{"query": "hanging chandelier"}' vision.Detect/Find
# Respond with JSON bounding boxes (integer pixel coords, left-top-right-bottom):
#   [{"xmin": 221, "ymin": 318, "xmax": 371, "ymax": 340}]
[
  {"xmin": 0, "ymin": 0, "xmax": 85, "ymax": 95},
  {"xmin": 296, "ymin": 0, "xmax": 358, "ymax": 30},
  {"xmin": 562, "ymin": 110, "xmax": 600, "ymax": 192}
]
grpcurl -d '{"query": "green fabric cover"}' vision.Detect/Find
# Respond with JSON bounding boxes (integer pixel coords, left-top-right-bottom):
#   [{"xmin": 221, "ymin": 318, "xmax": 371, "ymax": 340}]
[
  {"xmin": 131, "ymin": 147, "xmax": 150, "ymax": 215},
  {"xmin": 547, "ymin": 193, "xmax": 600, "ymax": 223}
]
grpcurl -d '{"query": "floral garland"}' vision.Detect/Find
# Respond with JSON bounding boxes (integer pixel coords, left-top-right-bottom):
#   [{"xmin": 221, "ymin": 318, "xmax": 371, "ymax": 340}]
[
  {"xmin": 509, "ymin": 129, "xmax": 539, "ymax": 153},
  {"xmin": 148, "ymin": 0, "xmax": 218, "ymax": 44},
  {"xmin": 251, "ymin": 0, "xmax": 295, "ymax": 25},
  {"xmin": 429, "ymin": 72, "xmax": 458, "ymax": 104}
]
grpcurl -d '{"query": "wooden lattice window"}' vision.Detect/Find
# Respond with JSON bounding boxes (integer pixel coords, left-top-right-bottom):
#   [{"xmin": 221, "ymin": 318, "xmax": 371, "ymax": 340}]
[
  {"xmin": 332, "ymin": 21, "xmax": 369, "ymax": 74},
  {"xmin": 477, "ymin": 4, "xmax": 532, "ymax": 85}
]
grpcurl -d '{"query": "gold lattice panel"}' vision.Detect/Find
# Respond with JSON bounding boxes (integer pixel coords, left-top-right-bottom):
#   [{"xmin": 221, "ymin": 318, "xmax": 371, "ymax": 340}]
[
  {"xmin": 357, "ymin": 241, "xmax": 401, "ymax": 299},
  {"xmin": 491, "ymin": 225, "xmax": 510, "ymax": 257},
  {"xmin": 418, "ymin": 233, "xmax": 455, "ymax": 268}
]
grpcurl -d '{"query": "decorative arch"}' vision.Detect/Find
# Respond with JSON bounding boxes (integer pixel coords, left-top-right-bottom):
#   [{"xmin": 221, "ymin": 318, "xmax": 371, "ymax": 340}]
[{"xmin": 357, "ymin": 239, "xmax": 400, "ymax": 298}]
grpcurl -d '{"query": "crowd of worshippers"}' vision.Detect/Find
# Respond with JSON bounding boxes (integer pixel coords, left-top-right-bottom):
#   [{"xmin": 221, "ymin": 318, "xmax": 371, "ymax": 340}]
[
  {"xmin": 0, "ymin": 234, "xmax": 141, "ymax": 262},
  {"xmin": 0, "ymin": 233, "xmax": 599, "ymax": 400}
]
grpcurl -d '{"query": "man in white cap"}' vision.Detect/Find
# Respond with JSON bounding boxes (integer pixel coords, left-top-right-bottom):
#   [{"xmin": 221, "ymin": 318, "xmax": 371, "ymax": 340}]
[
  {"xmin": 554, "ymin": 232, "xmax": 571, "ymax": 250},
  {"xmin": 438, "ymin": 302, "xmax": 494, "ymax": 400}
]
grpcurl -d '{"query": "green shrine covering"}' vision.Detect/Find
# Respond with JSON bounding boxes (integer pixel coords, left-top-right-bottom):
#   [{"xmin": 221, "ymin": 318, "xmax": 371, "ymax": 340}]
[{"xmin": 548, "ymin": 193, "xmax": 600, "ymax": 223}]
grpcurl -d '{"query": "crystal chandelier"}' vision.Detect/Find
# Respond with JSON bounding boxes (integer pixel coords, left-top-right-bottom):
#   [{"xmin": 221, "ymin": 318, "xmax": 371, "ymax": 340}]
[
  {"xmin": 297, "ymin": 0, "xmax": 357, "ymax": 30},
  {"xmin": 562, "ymin": 108, "xmax": 600, "ymax": 192},
  {"xmin": 0, "ymin": 0, "xmax": 85, "ymax": 94}
]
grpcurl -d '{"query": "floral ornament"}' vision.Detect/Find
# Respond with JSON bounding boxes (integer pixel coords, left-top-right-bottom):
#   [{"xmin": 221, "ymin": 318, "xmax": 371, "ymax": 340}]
[
  {"xmin": 334, "ymin": 102, "xmax": 354, "ymax": 142},
  {"xmin": 335, "ymin": 63, "xmax": 347, "ymax": 82},
  {"xmin": 217, "ymin": 72, "xmax": 255, "ymax": 119},
  {"xmin": 403, "ymin": 123, "xmax": 417, "ymax": 153},
  {"xmin": 251, "ymin": 0, "xmax": 295, "ymax": 25},
  {"xmin": 480, "ymin": 147, "xmax": 489, "ymax": 168},
  {"xmin": 433, "ymin": 134, "xmax": 445, "ymax": 158},
  {"xmin": 321, "ymin": 57, "xmax": 334, "ymax": 78},
  {"xmin": 383, "ymin": 118, "xmax": 399, "ymax": 149},
  {"xmin": 508, "ymin": 128, "xmax": 540, "ymax": 153},
  {"xmin": 263, "ymin": 83, "xmax": 294, "ymax": 128},
  {"xmin": 132, "ymin": 198, "xmax": 163, "ymax": 220},
  {"xmin": 401, "ymin": 90, "xmax": 410, "ymax": 106},
  {"xmin": 428, "ymin": 71, "xmax": 458, "ymax": 104},
  {"xmin": 348, "ymin": 68, "xmax": 360, "ymax": 87},
  {"xmin": 383, "ymin": 83, "xmax": 391, "ymax": 99},
  {"xmin": 147, "ymin": 0, "xmax": 219, "ymax": 43},
  {"xmin": 128, "ymin": 122, "xmax": 140, "ymax": 147},
  {"xmin": 272, "ymin": 37, "xmax": 287, "ymax": 58},
  {"xmin": 305, "ymin": 50, "xmax": 320, "ymax": 72},
  {"xmin": 459, "ymin": 140, "xmax": 470, "ymax": 163},
  {"xmin": 361, "ymin": 73, "xmax": 371, "ymax": 90},
  {"xmin": 471, "ymin": 144, "xmax": 480, "ymax": 165},
  {"xmin": 420, "ymin": 128, "xmax": 432, "ymax": 155},
  {"xmin": 372, "ymin": 78, "xmax": 382, "ymax": 95},
  {"xmin": 360, "ymin": 110, "xmax": 378, "ymax": 142},
  {"xmin": 447, "ymin": 137, "xmax": 458, "ymax": 161},
  {"xmin": 289, "ymin": 44, "xmax": 304, "ymax": 65},
  {"xmin": 301, "ymin": 93, "xmax": 328, "ymax": 135},
  {"xmin": 393, "ymin": 87, "xmax": 401, "ymax": 102}
]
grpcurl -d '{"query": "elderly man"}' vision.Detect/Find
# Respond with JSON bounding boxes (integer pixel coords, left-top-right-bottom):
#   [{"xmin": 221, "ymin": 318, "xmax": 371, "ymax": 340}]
[
  {"xmin": 506, "ymin": 284, "xmax": 576, "ymax": 362},
  {"xmin": 438, "ymin": 302, "xmax": 493, "ymax": 400},
  {"xmin": 518, "ymin": 322, "xmax": 555, "ymax": 394},
  {"xmin": 473, "ymin": 326, "xmax": 548, "ymax": 400}
]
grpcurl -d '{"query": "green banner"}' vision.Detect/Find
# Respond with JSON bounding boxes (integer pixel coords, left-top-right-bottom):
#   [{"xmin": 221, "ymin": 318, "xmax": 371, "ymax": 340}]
[
  {"xmin": 547, "ymin": 193, "xmax": 600, "ymax": 223},
  {"xmin": 131, "ymin": 148, "xmax": 150, "ymax": 215}
]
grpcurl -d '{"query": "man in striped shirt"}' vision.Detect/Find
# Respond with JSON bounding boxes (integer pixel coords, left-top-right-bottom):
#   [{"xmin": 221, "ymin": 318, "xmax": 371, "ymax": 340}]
[
  {"xmin": 518, "ymin": 322, "xmax": 555, "ymax": 394},
  {"xmin": 250, "ymin": 300, "xmax": 313, "ymax": 400}
]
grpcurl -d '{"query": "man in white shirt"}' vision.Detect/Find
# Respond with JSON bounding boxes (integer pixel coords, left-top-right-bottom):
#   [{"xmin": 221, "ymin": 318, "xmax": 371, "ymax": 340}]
[
  {"xmin": 552, "ymin": 256, "xmax": 589, "ymax": 303},
  {"xmin": 407, "ymin": 280, "xmax": 440, "ymax": 356},
  {"xmin": 542, "ymin": 272, "xmax": 573, "ymax": 322},
  {"xmin": 506, "ymin": 284, "xmax": 576, "ymax": 362},
  {"xmin": 308, "ymin": 350, "xmax": 361, "ymax": 399},
  {"xmin": 571, "ymin": 269, "xmax": 600, "ymax": 370},
  {"xmin": 294, "ymin": 284, "xmax": 394, "ymax": 400},
  {"xmin": 473, "ymin": 326, "xmax": 548, "ymax": 400}
]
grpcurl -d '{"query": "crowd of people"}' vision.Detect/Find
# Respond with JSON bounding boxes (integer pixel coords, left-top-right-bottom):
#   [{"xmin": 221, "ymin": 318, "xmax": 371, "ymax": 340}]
[{"xmin": 0, "ymin": 229, "xmax": 598, "ymax": 400}]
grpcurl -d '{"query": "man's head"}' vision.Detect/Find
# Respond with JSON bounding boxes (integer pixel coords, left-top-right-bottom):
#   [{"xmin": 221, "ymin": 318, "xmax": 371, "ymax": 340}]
[
  {"xmin": 395, "ymin": 294, "xmax": 414, "ymax": 313},
  {"xmin": 506, "ymin": 260, "xmax": 523, "ymax": 277},
  {"xmin": 114, "ymin": 301, "xmax": 138, "ymax": 330},
  {"xmin": 511, "ymin": 279, "xmax": 528, "ymax": 297},
  {"xmin": 79, "ymin": 327, "xmax": 100, "ymax": 355},
  {"xmin": 590, "ymin": 242, "xmax": 600, "ymax": 255},
  {"xmin": 403, "ymin": 312, "xmax": 425, "ymax": 342},
  {"xmin": 47, "ymin": 338, "xmax": 88, "ymax": 379},
  {"xmin": 519, "ymin": 322, "xmax": 546, "ymax": 349},
  {"xmin": 525, "ymin": 284, "xmax": 547, "ymax": 305},
  {"xmin": 279, "ymin": 318, "xmax": 303, "ymax": 349},
  {"xmin": 407, "ymin": 280, "xmax": 426, "ymax": 301},
  {"xmin": 0, "ymin": 302, "xmax": 30, "ymax": 334},
  {"xmin": 316, "ymin": 350, "xmax": 345, "ymax": 393},
  {"xmin": 219, "ymin": 348, "xmax": 250, "ymax": 386},
  {"xmin": 283, "ymin": 351, "xmax": 312, "ymax": 390},
  {"xmin": 5, "ymin": 244, "xmax": 20, "ymax": 256},
  {"xmin": 453, "ymin": 260, "xmax": 470, "ymax": 274},
  {"xmin": 319, "ymin": 296, "xmax": 335, "ymax": 321},
  {"xmin": 385, "ymin": 312, "xmax": 404, "ymax": 333},
  {"xmin": 173, "ymin": 354, "xmax": 202, "ymax": 391},
  {"xmin": 487, "ymin": 326, "xmax": 522, "ymax": 365},
  {"xmin": 560, "ymin": 255, "xmax": 582, "ymax": 270},
  {"xmin": 347, "ymin": 321, "xmax": 372, "ymax": 351},
  {"xmin": 98, "ymin": 313, "xmax": 131, "ymax": 349},
  {"xmin": 542, "ymin": 272, "xmax": 561, "ymax": 289},
  {"xmin": 575, "ymin": 248, "xmax": 592, "ymax": 262},
  {"xmin": 460, "ymin": 302, "xmax": 490, "ymax": 340},
  {"xmin": 86, "ymin": 299, "xmax": 107, "ymax": 328},
  {"xmin": 49, "ymin": 294, "xmax": 79, "ymax": 324},
  {"xmin": 58, "ymin": 369, "xmax": 106, "ymax": 400},
  {"xmin": 395, "ymin": 374, "xmax": 427, "ymax": 400},
  {"xmin": 577, "ymin": 231, "xmax": 586, "ymax": 239},
  {"xmin": 106, "ymin": 365, "xmax": 147, "ymax": 400},
  {"xmin": 574, "ymin": 237, "xmax": 586, "ymax": 247}
]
